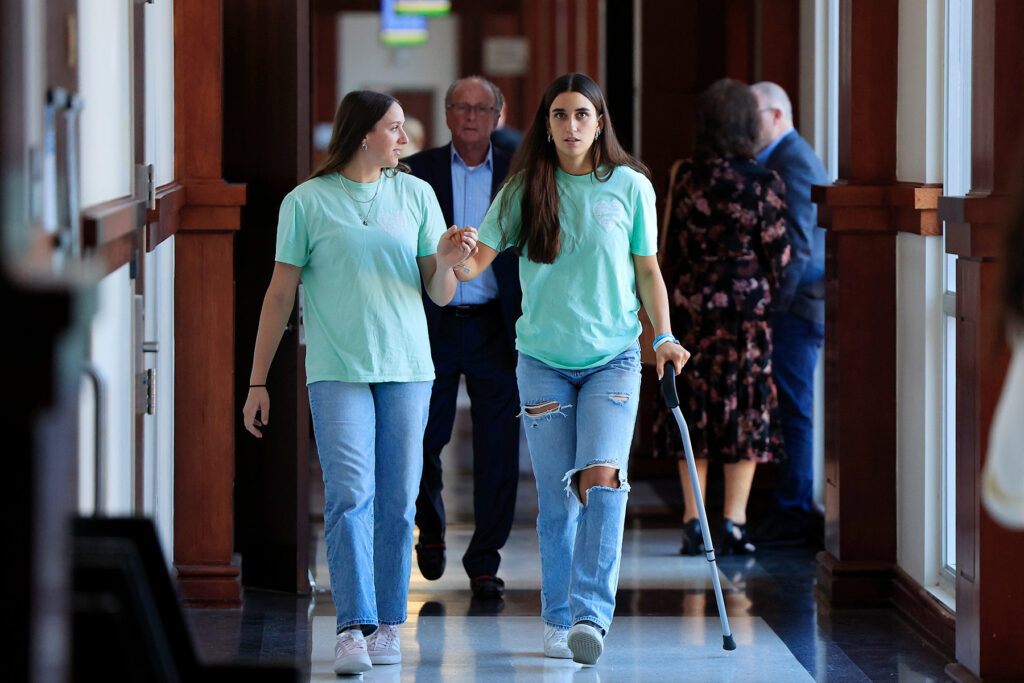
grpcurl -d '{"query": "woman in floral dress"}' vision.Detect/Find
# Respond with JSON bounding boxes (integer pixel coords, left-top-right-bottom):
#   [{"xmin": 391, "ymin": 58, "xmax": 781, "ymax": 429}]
[{"xmin": 653, "ymin": 78, "xmax": 790, "ymax": 556}]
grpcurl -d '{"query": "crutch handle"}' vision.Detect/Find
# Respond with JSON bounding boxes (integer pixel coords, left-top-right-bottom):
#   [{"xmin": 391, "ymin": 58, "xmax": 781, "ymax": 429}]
[{"xmin": 661, "ymin": 362, "xmax": 680, "ymax": 409}]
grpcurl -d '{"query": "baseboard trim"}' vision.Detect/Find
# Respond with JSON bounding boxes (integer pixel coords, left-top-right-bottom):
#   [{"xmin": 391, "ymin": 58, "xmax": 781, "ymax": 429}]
[
  {"xmin": 890, "ymin": 566, "xmax": 956, "ymax": 658},
  {"xmin": 814, "ymin": 551, "xmax": 893, "ymax": 611}
]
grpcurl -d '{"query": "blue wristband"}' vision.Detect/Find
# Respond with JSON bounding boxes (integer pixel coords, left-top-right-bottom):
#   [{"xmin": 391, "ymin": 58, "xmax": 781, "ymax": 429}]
[{"xmin": 653, "ymin": 335, "xmax": 678, "ymax": 352}]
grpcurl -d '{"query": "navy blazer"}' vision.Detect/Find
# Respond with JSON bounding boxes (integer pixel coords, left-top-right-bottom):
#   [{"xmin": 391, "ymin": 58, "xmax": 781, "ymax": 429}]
[
  {"xmin": 404, "ymin": 143, "xmax": 522, "ymax": 346},
  {"xmin": 762, "ymin": 130, "xmax": 830, "ymax": 326}
]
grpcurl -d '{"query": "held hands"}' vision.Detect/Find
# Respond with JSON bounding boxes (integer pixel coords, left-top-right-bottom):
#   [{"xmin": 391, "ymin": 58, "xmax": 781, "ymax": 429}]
[
  {"xmin": 436, "ymin": 225, "xmax": 478, "ymax": 271},
  {"xmin": 242, "ymin": 387, "xmax": 270, "ymax": 438},
  {"xmin": 655, "ymin": 338, "xmax": 691, "ymax": 380}
]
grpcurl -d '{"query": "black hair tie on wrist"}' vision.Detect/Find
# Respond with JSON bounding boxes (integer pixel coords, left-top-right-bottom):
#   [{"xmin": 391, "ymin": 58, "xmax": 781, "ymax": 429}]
[{"xmin": 249, "ymin": 384, "xmax": 266, "ymax": 388}]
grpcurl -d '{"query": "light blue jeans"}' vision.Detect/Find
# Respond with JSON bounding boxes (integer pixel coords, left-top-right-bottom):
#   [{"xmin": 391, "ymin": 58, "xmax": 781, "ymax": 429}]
[
  {"xmin": 307, "ymin": 380, "xmax": 431, "ymax": 634},
  {"xmin": 516, "ymin": 342, "xmax": 642, "ymax": 633}
]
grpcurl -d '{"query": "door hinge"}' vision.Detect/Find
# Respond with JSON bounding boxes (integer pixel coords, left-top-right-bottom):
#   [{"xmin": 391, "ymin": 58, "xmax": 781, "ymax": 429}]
[
  {"xmin": 136, "ymin": 162, "xmax": 156, "ymax": 210},
  {"xmin": 144, "ymin": 368, "xmax": 157, "ymax": 415}
]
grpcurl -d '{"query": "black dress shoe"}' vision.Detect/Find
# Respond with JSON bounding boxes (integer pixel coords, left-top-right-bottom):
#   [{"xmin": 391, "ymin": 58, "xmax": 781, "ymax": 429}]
[
  {"xmin": 470, "ymin": 575, "xmax": 505, "ymax": 599},
  {"xmin": 721, "ymin": 519, "xmax": 756, "ymax": 555},
  {"xmin": 679, "ymin": 518, "xmax": 704, "ymax": 556},
  {"xmin": 415, "ymin": 539, "xmax": 446, "ymax": 580},
  {"xmin": 749, "ymin": 514, "xmax": 809, "ymax": 547}
]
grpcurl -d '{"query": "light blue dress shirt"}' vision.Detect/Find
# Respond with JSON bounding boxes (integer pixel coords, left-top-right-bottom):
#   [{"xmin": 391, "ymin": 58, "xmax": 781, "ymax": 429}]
[
  {"xmin": 756, "ymin": 127, "xmax": 794, "ymax": 164},
  {"xmin": 450, "ymin": 145, "xmax": 500, "ymax": 305}
]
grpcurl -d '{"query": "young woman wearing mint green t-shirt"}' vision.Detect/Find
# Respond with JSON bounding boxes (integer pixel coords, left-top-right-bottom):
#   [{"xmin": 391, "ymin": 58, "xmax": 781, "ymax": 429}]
[
  {"xmin": 241, "ymin": 91, "xmax": 476, "ymax": 675},
  {"xmin": 455, "ymin": 73, "xmax": 690, "ymax": 666}
]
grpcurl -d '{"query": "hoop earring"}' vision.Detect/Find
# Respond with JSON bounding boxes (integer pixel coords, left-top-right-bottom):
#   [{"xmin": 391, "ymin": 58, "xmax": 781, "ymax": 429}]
[
  {"xmin": 547, "ymin": 133, "xmax": 552, "ymax": 143},
  {"xmin": 361, "ymin": 142, "xmax": 368, "ymax": 151}
]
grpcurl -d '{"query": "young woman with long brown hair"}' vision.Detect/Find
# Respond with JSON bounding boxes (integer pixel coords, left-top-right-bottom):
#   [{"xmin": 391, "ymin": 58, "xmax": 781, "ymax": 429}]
[
  {"xmin": 454, "ymin": 72, "xmax": 689, "ymax": 666},
  {"xmin": 241, "ymin": 90, "xmax": 475, "ymax": 675}
]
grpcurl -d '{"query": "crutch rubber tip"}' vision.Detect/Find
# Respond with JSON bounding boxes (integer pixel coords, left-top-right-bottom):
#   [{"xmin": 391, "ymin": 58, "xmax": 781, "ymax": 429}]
[{"xmin": 723, "ymin": 635, "xmax": 736, "ymax": 651}]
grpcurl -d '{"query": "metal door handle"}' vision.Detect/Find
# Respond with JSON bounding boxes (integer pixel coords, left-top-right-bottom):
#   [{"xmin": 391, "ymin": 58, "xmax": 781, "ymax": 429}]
[{"xmin": 82, "ymin": 364, "xmax": 107, "ymax": 515}]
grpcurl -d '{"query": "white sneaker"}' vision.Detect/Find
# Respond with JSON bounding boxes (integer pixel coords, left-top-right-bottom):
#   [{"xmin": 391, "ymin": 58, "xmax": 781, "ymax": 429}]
[
  {"xmin": 334, "ymin": 629, "xmax": 372, "ymax": 674},
  {"xmin": 567, "ymin": 622, "xmax": 604, "ymax": 665},
  {"xmin": 543, "ymin": 625, "xmax": 572, "ymax": 659},
  {"xmin": 366, "ymin": 624, "xmax": 402, "ymax": 664}
]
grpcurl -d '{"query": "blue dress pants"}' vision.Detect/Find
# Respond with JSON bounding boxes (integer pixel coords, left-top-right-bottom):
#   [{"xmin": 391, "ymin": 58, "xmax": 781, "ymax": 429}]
[
  {"xmin": 415, "ymin": 303, "xmax": 520, "ymax": 578},
  {"xmin": 770, "ymin": 311, "xmax": 825, "ymax": 520}
]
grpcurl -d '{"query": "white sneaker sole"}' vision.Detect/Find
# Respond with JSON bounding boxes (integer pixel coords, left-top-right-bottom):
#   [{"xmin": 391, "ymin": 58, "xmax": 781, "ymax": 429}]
[
  {"xmin": 567, "ymin": 626, "xmax": 603, "ymax": 665},
  {"xmin": 544, "ymin": 643, "xmax": 573, "ymax": 659},
  {"xmin": 333, "ymin": 653, "xmax": 372, "ymax": 674},
  {"xmin": 369, "ymin": 652, "xmax": 402, "ymax": 665}
]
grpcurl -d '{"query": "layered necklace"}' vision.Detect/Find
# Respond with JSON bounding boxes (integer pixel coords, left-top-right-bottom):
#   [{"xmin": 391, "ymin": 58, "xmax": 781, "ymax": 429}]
[{"xmin": 339, "ymin": 172, "xmax": 384, "ymax": 226}]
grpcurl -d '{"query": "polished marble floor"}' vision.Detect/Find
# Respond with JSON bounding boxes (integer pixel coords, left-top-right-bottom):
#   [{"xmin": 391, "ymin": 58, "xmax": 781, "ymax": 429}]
[{"xmin": 186, "ymin": 387, "xmax": 953, "ymax": 681}]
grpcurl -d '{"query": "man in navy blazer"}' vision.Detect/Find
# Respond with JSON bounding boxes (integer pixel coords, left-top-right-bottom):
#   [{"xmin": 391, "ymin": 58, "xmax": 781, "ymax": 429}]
[
  {"xmin": 403, "ymin": 76, "xmax": 522, "ymax": 599},
  {"xmin": 750, "ymin": 82, "xmax": 829, "ymax": 547}
]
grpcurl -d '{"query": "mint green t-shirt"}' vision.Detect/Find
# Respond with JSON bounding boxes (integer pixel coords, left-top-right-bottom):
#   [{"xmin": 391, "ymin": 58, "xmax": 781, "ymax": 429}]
[
  {"xmin": 477, "ymin": 165, "xmax": 657, "ymax": 369},
  {"xmin": 275, "ymin": 171, "xmax": 446, "ymax": 383}
]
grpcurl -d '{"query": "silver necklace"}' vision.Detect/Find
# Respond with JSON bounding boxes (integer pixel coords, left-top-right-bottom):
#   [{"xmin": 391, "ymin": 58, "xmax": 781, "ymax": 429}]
[{"xmin": 340, "ymin": 173, "xmax": 383, "ymax": 225}]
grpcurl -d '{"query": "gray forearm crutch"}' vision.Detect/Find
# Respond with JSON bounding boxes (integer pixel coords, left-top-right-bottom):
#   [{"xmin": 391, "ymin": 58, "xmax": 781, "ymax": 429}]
[{"xmin": 661, "ymin": 362, "xmax": 736, "ymax": 651}]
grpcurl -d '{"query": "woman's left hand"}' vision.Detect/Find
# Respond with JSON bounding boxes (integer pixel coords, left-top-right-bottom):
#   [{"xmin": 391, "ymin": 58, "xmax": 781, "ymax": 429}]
[
  {"xmin": 656, "ymin": 340, "xmax": 691, "ymax": 380},
  {"xmin": 436, "ymin": 225, "xmax": 478, "ymax": 270}
]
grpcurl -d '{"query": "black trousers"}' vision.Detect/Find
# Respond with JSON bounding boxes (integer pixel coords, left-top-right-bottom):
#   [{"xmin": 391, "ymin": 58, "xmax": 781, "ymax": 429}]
[{"xmin": 415, "ymin": 303, "xmax": 520, "ymax": 578}]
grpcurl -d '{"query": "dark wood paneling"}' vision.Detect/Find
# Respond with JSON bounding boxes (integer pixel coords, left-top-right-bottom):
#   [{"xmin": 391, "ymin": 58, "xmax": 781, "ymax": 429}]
[
  {"xmin": 940, "ymin": 1, "xmax": 1024, "ymax": 677},
  {"xmin": 225, "ymin": 0, "xmax": 312, "ymax": 594},
  {"xmin": 81, "ymin": 196, "xmax": 142, "ymax": 251},
  {"xmin": 812, "ymin": 0, "xmax": 902, "ymax": 610},
  {"xmin": 174, "ymin": 229, "xmax": 241, "ymax": 604},
  {"xmin": 173, "ymin": 0, "xmax": 246, "ymax": 606},
  {"xmin": 839, "ymin": 0, "xmax": 898, "ymax": 183},
  {"xmin": 756, "ymin": 0, "xmax": 801, "ymax": 128},
  {"xmin": 146, "ymin": 182, "xmax": 185, "ymax": 251},
  {"xmin": 891, "ymin": 566, "xmax": 956, "ymax": 658}
]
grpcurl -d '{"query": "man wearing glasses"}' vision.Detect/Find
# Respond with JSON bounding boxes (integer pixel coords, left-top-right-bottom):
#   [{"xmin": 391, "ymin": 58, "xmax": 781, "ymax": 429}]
[{"xmin": 404, "ymin": 76, "xmax": 522, "ymax": 601}]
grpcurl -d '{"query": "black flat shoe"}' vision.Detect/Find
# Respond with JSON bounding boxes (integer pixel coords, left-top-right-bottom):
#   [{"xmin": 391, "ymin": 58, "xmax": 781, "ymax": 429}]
[
  {"xmin": 679, "ymin": 518, "xmax": 704, "ymax": 556},
  {"xmin": 415, "ymin": 538, "xmax": 446, "ymax": 580},
  {"xmin": 722, "ymin": 519, "xmax": 756, "ymax": 555},
  {"xmin": 470, "ymin": 574, "xmax": 505, "ymax": 599}
]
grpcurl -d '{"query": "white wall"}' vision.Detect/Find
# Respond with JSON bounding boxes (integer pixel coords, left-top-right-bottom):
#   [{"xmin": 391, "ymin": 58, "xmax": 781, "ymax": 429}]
[
  {"xmin": 338, "ymin": 12, "xmax": 458, "ymax": 148},
  {"xmin": 798, "ymin": 0, "xmax": 839, "ymax": 511},
  {"xmin": 146, "ymin": 0, "xmax": 175, "ymax": 186},
  {"xmin": 140, "ymin": 0, "xmax": 176, "ymax": 562},
  {"xmin": 896, "ymin": 233, "xmax": 945, "ymax": 588},
  {"xmin": 74, "ymin": 1, "xmax": 177, "ymax": 562},
  {"xmin": 897, "ymin": 0, "xmax": 945, "ymax": 184},
  {"xmin": 894, "ymin": 0, "xmax": 947, "ymax": 594},
  {"xmin": 76, "ymin": 0, "xmax": 136, "ymax": 518},
  {"xmin": 79, "ymin": 262, "xmax": 135, "ymax": 515},
  {"xmin": 78, "ymin": 0, "xmax": 132, "ymax": 207},
  {"xmin": 144, "ymin": 237, "xmax": 175, "ymax": 556}
]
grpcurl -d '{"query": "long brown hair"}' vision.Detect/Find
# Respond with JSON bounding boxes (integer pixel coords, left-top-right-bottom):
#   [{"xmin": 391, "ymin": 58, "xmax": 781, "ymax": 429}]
[
  {"xmin": 693, "ymin": 78, "xmax": 759, "ymax": 160},
  {"xmin": 308, "ymin": 90, "xmax": 408, "ymax": 181},
  {"xmin": 498, "ymin": 72, "xmax": 649, "ymax": 264}
]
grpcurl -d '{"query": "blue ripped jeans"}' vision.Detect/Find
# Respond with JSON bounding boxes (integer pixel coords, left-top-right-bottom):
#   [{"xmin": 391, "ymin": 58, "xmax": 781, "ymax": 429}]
[{"xmin": 516, "ymin": 342, "xmax": 641, "ymax": 633}]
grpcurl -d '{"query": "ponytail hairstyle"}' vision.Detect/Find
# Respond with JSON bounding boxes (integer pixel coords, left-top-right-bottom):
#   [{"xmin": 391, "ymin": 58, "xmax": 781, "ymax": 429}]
[
  {"xmin": 499, "ymin": 72, "xmax": 649, "ymax": 263},
  {"xmin": 308, "ymin": 90, "xmax": 408, "ymax": 181}
]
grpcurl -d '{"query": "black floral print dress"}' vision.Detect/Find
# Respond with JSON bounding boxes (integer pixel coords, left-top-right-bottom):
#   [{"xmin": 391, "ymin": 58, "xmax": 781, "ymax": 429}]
[{"xmin": 653, "ymin": 156, "xmax": 791, "ymax": 464}]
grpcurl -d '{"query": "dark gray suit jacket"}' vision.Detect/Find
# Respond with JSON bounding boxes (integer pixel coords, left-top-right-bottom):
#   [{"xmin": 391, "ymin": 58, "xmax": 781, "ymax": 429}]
[
  {"xmin": 762, "ymin": 130, "xmax": 830, "ymax": 325},
  {"xmin": 403, "ymin": 143, "xmax": 522, "ymax": 346}
]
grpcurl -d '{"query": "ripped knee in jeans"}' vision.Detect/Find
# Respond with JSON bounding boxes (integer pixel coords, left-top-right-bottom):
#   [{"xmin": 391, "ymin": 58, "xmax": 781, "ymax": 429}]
[{"xmin": 565, "ymin": 461, "xmax": 630, "ymax": 505}]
